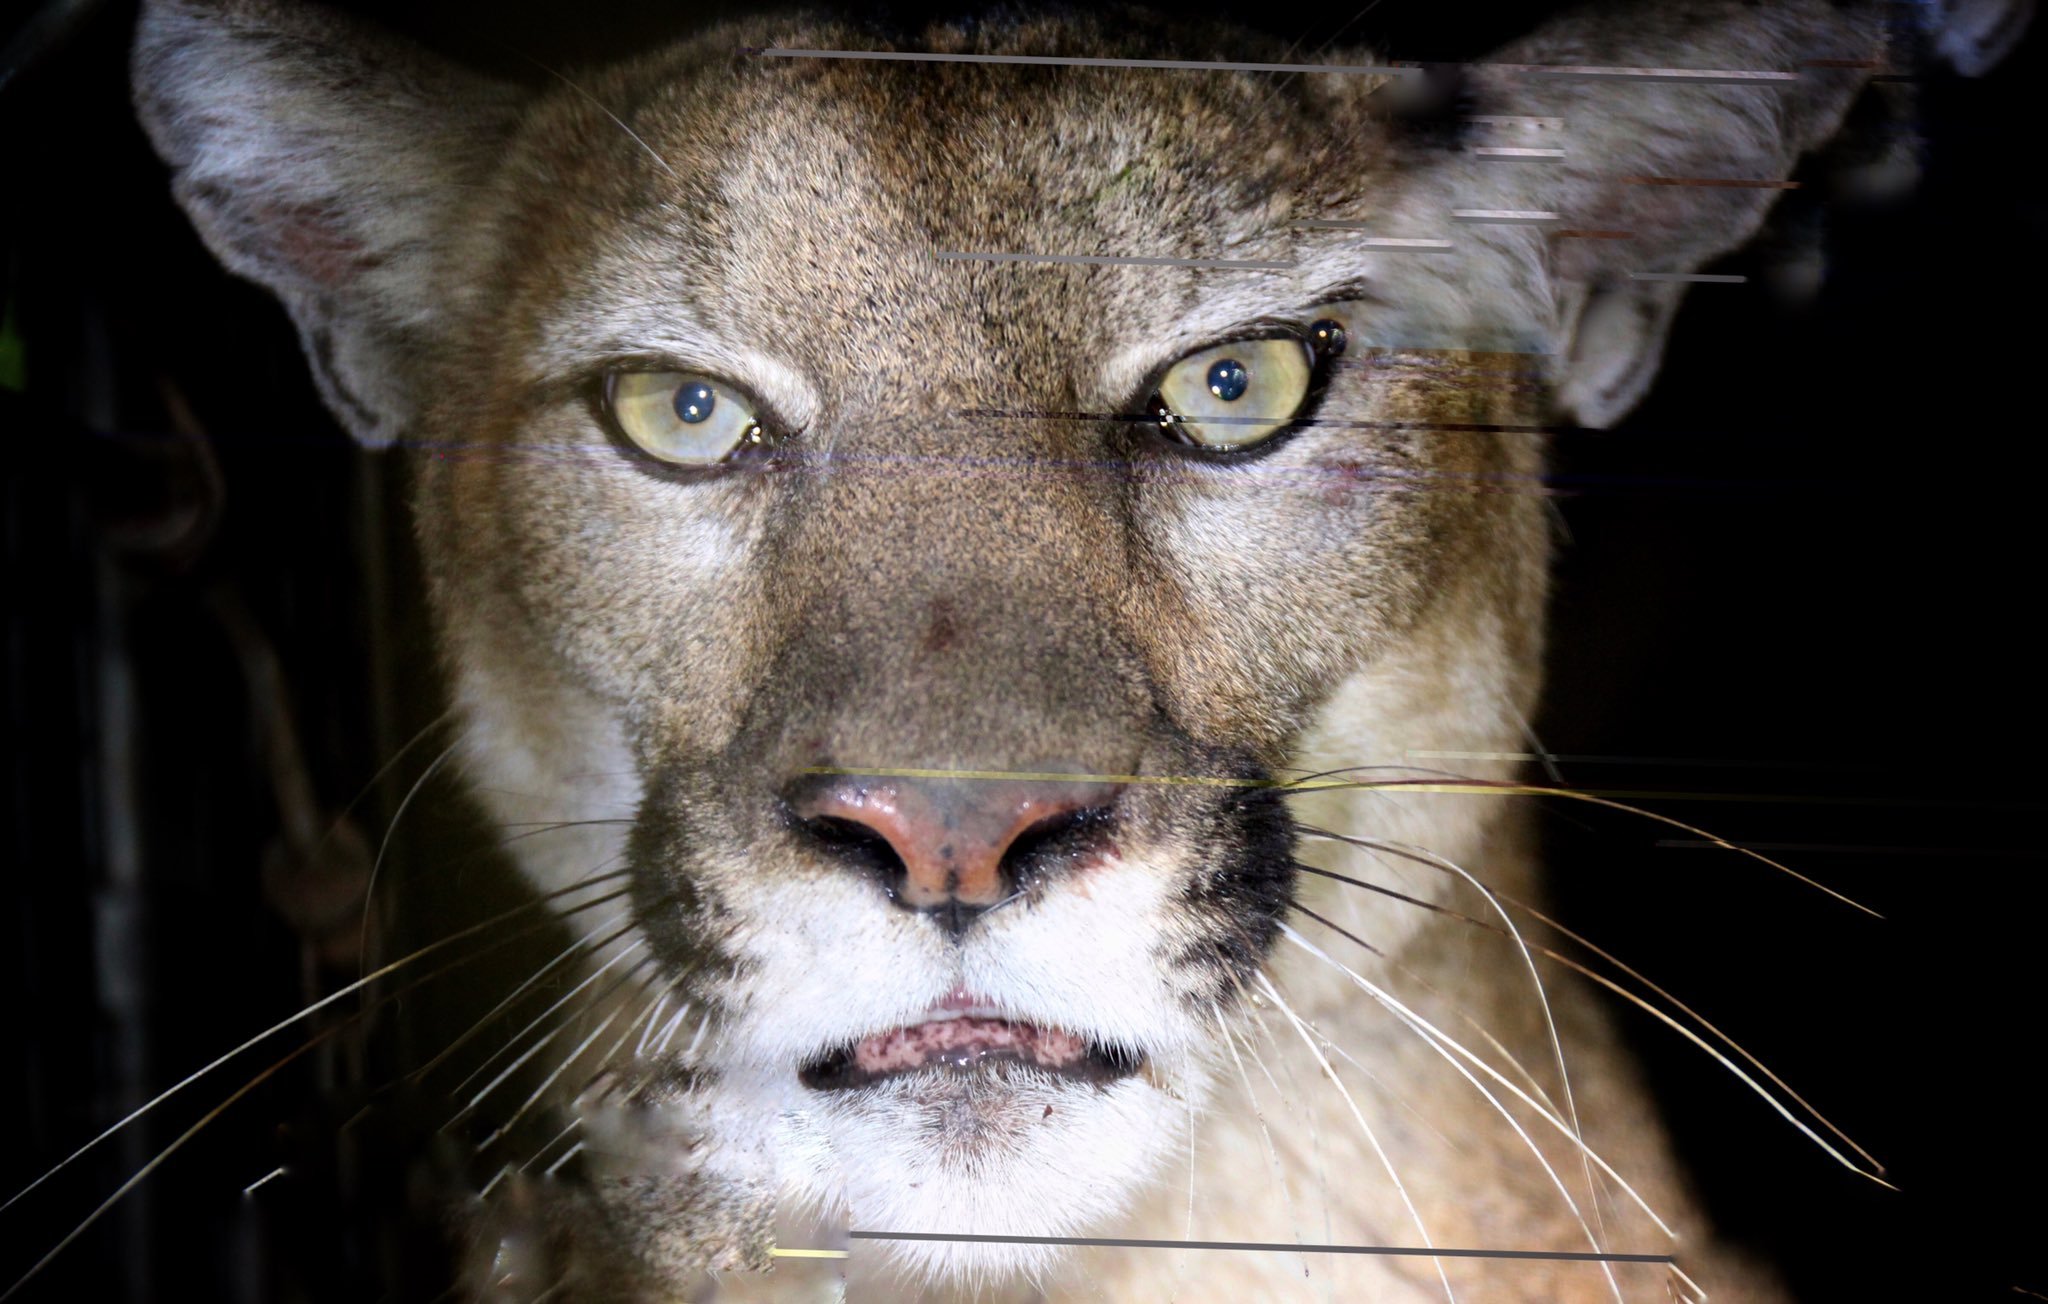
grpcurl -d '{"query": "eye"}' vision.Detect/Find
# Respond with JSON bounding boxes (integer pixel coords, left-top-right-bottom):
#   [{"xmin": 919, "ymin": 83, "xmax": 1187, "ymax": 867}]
[
  {"xmin": 1149, "ymin": 335, "xmax": 1320, "ymax": 452},
  {"xmin": 603, "ymin": 370, "xmax": 766, "ymax": 466}
]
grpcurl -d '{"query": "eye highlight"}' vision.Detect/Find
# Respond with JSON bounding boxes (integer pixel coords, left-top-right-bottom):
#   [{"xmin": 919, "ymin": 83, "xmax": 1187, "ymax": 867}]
[
  {"xmin": 1148, "ymin": 332, "xmax": 1324, "ymax": 452},
  {"xmin": 603, "ymin": 370, "xmax": 766, "ymax": 466}
]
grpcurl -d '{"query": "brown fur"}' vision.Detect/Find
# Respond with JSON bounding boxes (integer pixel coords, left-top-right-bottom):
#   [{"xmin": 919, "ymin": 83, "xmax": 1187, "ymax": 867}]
[{"xmin": 131, "ymin": 2, "xmax": 2022, "ymax": 1298}]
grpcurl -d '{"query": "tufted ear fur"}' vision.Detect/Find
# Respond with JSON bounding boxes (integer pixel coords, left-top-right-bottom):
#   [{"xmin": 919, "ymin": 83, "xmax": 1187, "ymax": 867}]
[
  {"xmin": 1480, "ymin": 0, "xmax": 2028, "ymax": 427},
  {"xmin": 132, "ymin": 0, "xmax": 526, "ymax": 446}
]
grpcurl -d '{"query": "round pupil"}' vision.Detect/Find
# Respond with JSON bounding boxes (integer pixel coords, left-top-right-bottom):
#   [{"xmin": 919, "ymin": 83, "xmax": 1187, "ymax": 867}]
[
  {"xmin": 1207, "ymin": 359, "xmax": 1249, "ymax": 402},
  {"xmin": 1310, "ymin": 318, "xmax": 1347, "ymax": 356},
  {"xmin": 675, "ymin": 382, "xmax": 716, "ymax": 424}
]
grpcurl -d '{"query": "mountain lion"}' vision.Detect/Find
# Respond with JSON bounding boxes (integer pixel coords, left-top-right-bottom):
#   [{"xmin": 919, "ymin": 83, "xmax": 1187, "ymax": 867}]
[{"xmin": 123, "ymin": 0, "xmax": 2026, "ymax": 1299}]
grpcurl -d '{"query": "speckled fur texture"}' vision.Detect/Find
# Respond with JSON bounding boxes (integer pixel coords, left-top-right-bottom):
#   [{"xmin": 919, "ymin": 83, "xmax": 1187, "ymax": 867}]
[{"xmin": 131, "ymin": 1, "xmax": 2022, "ymax": 1299}]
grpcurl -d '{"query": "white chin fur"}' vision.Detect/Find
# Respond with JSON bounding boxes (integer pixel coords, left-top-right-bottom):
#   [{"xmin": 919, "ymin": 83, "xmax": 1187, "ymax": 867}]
[{"xmin": 772, "ymin": 1062, "xmax": 1210, "ymax": 1288}]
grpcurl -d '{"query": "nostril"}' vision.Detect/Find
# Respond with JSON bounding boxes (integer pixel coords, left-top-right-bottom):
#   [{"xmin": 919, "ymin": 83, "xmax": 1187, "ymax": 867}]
[
  {"xmin": 998, "ymin": 805, "xmax": 1116, "ymax": 893},
  {"xmin": 782, "ymin": 774, "xmax": 1123, "ymax": 937},
  {"xmin": 793, "ymin": 813, "xmax": 907, "ymax": 898}
]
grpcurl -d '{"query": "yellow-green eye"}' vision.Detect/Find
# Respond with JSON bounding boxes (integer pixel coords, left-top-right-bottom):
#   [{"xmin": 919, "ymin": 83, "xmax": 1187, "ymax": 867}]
[
  {"xmin": 605, "ymin": 371, "xmax": 765, "ymax": 466},
  {"xmin": 1152, "ymin": 337, "xmax": 1315, "ymax": 450}
]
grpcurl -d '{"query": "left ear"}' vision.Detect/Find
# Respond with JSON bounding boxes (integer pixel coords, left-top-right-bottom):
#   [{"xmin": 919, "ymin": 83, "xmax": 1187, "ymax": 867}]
[{"xmin": 1485, "ymin": 0, "xmax": 2028, "ymax": 427}]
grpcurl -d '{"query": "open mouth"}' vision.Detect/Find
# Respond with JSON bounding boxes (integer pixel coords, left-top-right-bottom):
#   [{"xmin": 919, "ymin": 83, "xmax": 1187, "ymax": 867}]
[{"xmin": 799, "ymin": 998, "xmax": 1143, "ymax": 1091}]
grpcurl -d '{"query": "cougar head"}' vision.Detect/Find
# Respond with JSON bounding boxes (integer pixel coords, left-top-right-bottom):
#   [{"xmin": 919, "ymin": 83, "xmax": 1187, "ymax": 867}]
[{"xmin": 132, "ymin": 0, "xmax": 1961, "ymax": 1293}]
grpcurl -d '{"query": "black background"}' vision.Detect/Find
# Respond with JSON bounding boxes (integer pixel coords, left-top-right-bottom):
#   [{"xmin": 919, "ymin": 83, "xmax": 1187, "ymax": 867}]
[{"xmin": 2, "ymin": 1, "xmax": 2042, "ymax": 1300}]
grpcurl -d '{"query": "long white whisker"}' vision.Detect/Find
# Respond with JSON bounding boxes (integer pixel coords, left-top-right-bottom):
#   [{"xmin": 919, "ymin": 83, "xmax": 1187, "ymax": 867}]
[
  {"xmin": 358, "ymin": 741, "xmax": 461, "ymax": 986},
  {"xmin": 650, "ymin": 1001, "xmax": 694, "ymax": 1057},
  {"xmin": 1281, "ymin": 922, "xmax": 1673, "ymax": 1240},
  {"xmin": 0, "ymin": 871, "xmax": 628, "ymax": 1218},
  {"xmin": 477, "ymin": 1005, "xmax": 628, "ymax": 1152},
  {"xmin": 635, "ymin": 989, "xmax": 675, "ymax": 1060},
  {"xmin": 1302, "ymin": 835, "xmax": 1889, "ymax": 1185},
  {"xmin": 521, "ymin": 1116, "xmax": 584, "ymax": 1175},
  {"xmin": 409, "ymin": 910, "xmax": 632, "ymax": 1084},
  {"xmin": 449, "ymin": 938, "xmax": 647, "ymax": 1114},
  {"xmin": 1307, "ymin": 826, "xmax": 1602, "ymax": 1233},
  {"xmin": 682, "ymin": 1011, "xmax": 712, "ymax": 1060},
  {"xmin": 1211, "ymin": 1005, "xmax": 1316, "ymax": 1290},
  {"xmin": 1255, "ymin": 972, "xmax": 1456, "ymax": 1304},
  {"xmin": 1273, "ymin": 939, "xmax": 1625, "ymax": 1304},
  {"xmin": 519, "ymin": 55, "xmax": 680, "ymax": 179}
]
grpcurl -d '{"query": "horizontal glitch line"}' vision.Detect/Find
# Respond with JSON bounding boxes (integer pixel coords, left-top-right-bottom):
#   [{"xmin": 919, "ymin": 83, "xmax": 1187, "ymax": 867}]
[
  {"xmin": 935, "ymin": 250, "xmax": 1291, "ymax": 270},
  {"xmin": 771, "ymin": 1247, "xmax": 852, "ymax": 1259},
  {"xmin": 1453, "ymin": 209, "xmax": 1560, "ymax": 223},
  {"xmin": 799, "ymin": 768, "xmax": 2011, "ymax": 808},
  {"xmin": 749, "ymin": 48, "xmax": 1417, "ymax": 76},
  {"xmin": 846, "ymin": 1230, "xmax": 1672, "ymax": 1263},
  {"xmin": 1475, "ymin": 146, "xmax": 1566, "ymax": 158}
]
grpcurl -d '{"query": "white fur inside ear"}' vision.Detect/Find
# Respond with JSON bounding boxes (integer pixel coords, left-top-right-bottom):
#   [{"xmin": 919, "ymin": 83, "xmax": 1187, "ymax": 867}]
[{"xmin": 1555, "ymin": 281, "xmax": 1686, "ymax": 429}]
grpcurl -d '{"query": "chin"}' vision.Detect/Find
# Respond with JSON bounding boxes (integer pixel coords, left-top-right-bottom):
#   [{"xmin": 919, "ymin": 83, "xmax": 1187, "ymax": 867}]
[{"xmin": 774, "ymin": 1058, "xmax": 1204, "ymax": 1288}]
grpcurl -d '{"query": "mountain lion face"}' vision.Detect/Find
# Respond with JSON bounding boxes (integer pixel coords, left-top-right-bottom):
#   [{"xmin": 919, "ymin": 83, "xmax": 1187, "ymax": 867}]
[{"xmin": 127, "ymin": 1, "xmax": 2024, "ymax": 1298}]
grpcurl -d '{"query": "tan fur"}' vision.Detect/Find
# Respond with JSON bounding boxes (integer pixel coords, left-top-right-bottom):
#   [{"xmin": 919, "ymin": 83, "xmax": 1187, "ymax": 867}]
[{"xmin": 131, "ymin": 1, "xmax": 2022, "ymax": 1299}]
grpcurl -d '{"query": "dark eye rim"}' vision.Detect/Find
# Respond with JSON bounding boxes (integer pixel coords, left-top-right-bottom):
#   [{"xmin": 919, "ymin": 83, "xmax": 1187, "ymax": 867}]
[
  {"xmin": 589, "ymin": 365, "xmax": 791, "ymax": 482},
  {"xmin": 1134, "ymin": 325, "xmax": 1342, "ymax": 463}
]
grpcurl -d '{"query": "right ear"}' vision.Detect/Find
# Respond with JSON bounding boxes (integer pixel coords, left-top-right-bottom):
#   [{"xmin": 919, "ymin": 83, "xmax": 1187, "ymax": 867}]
[{"xmin": 132, "ymin": 0, "xmax": 526, "ymax": 447}]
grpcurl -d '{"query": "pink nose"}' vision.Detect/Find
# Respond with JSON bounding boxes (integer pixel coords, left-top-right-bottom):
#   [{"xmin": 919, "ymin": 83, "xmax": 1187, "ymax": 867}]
[{"xmin": 788, "ymin": 773, "xmax": 1119, "ymax": 932}]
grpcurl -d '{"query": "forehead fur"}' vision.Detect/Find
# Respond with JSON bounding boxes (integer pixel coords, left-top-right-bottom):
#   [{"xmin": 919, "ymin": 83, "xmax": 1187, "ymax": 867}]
[{"xmin": 482, "ymin": 12, "xmax": 1407, "ymax": 409}]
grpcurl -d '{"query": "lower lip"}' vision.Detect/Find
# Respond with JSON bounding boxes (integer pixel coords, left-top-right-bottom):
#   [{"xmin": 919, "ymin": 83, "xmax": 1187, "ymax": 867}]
[{"xmin": 799, "ymin": 1017, "xmax": 1143, "ymax": 1091}]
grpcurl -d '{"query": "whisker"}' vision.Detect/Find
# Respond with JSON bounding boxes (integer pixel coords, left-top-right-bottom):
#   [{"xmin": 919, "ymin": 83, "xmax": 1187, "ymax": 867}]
[
  {"xmin": 520, "ymin": 1116, "xmax": 584, "ymax": 1175},
  {"xmin": 476, "ymin": 1003, "xmax": 631, "ymax": 1153},
  {"xmin": 567, "ymin": 975, "xmax": 673, "ymax": 1105},
  {"xmin": 1296, "ymin": 832, "xmax": 1884, "ymax": 1177},
  {"xmin": 1254, "ymin": 972, "xmax": 1457, "ymax": 1304},
  {"xmin": 1282, "ymin": 920, "xmax": 1676, "ymax": 1237},
  {"xmin": 0, "ymin": 891, "xmax": 612, "ymax": 1300},
  {"xmin": 1209, "ymin": 1003, "xmax": 1314, "ymax": 1278},
  {"xmin": 543, "ymin": 1141, "xmax": 586, "ymax": 1181},
  {"xmin": 1233, "ymin": 974, "xmax": 1345, "ymax": 1248},
  {"xmin": 358, "ymin": 740, "xmax": 463, "ymax": 986},
  {"xmin": 633, "ymin": 987, "xmax": 676, "ymax": 1060},
  {"xmin": 650, "ymin": 1000, "xmax": 695, "ymax": 1058},
  {"xmin": 449, "ymin": 943, "xmax": 651, "ymax": 1121},
  {"xmin": 1290, "ymin": 867, "xmax": 1561, "ymax": 1126},
  {"xmin": 1278, "ymin": 777, "xmax": 1879, "ymax": 917},
  {"xmin": 1484, "ymin": 887, "xmax": 1884, "ymax": 1175},
  {"xmin": 0, "ymin": 869, "xmax": 629, "ymax": 1219},
  {"xmin": 513, "ymin": 51, "xmax": 680, "ymax": 179},
  {"xmin": 497, "ymin": 818, "xmax": 635, "ymax": 848},
  {"xmin": 1299, "ymin": 827, "xmax": 1600, "ymax": 1232},
  {"xmin": 1271, "ymin": 943, "xmax": 1626, "ymax": 1304},
  {"xmin": 405, "ymin": 911, "xmax": 635, "ymax": 1086},
  {"xmin": 0, "ymin": 1021, "xmax": 347, "ymax": 1302}
]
